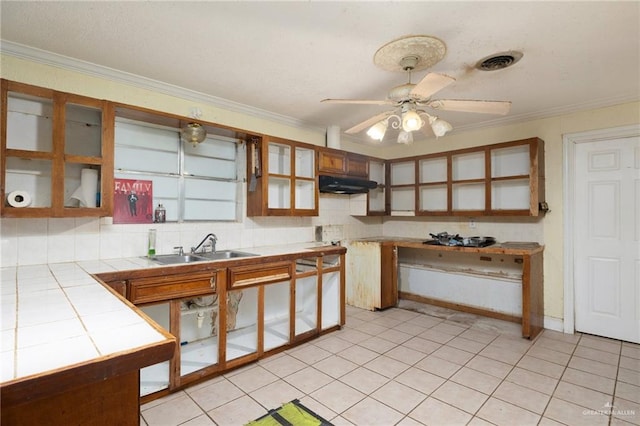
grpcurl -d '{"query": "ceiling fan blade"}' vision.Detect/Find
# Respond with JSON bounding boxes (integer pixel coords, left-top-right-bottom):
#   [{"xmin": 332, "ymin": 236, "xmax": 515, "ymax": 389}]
[
  {"xmin": 345, "ymin": 110, "xmax": 395, "ymax": 134},
  {"xmin": 321, "ymin": 98, "xmax": 394, "ymax": 105},
  {"xmin": 428, "ymin": 99, "xmax": 512, "ymax": 115},
  {"xmin": 410, "ymin": 73, "xmax": 456, "ymax": 99}
]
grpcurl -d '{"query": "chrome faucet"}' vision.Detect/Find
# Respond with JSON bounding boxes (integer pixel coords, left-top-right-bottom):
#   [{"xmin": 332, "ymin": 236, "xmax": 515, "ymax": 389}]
[{"xmin": 191, "ymin": 233, "xmax": 217, "ymax": 254}]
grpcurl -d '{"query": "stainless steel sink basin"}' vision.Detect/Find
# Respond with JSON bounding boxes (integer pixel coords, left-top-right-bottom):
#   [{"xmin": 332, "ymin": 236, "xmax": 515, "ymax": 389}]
[
  {"xmin": 150, "ymin": 254, "xmax": 208, "ymax": 265},
  {"xmin": 195, "ymin": 250, "xmax": 258, "ymax": 260},
  {"xmin": 150, "ymin": 250, "xmax": 258, "ymax": 264}
]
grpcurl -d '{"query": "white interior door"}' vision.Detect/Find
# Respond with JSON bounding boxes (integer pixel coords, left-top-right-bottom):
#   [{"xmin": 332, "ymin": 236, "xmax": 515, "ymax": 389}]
[{"xmin": 574, "ymin": 136, "xmax": 640, "ymax": 343}]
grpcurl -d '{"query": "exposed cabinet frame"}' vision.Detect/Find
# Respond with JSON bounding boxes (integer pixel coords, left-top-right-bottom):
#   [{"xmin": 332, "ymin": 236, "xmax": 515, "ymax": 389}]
[
  {"xmin": 247, "ymin": 135, "xmax": 318, "ymax": 216},
  {"xmin": 1, "ymin": 79, "xmax": 114, "ymax": 218},
  {"xmin": 387, "ymin": 137, "xmax": 545, "ymax": 217},
  {"xmin": 97, "ymin": 249, "xmax": 345, "ymax": 403}
]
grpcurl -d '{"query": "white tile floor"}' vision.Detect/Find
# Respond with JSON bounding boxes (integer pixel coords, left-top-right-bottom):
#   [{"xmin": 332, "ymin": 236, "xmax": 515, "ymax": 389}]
[{"xmin": 140, "ymin": 302, "xmax": 640, "ymax": 426}]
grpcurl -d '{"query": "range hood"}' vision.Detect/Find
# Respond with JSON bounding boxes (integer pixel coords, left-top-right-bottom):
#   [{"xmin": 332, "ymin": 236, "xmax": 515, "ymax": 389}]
[{"xmin": 319, "ymin": 175, "xmax": 378, "ymax": 195}]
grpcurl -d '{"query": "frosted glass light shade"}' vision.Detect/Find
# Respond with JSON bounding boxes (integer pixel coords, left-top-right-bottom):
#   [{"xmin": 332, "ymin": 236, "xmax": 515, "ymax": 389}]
[
  {"xmin": 366, "ymin": 120, "xmax": 388, "ymax": 141},
  {"xmin": 402, "ymin": 109, "xmax": 422, "ymax": 132},
  {"xmin": 430, "ymin": 118, "xmax": 452, "ymax": 137},
  {"xmin": 397, "ymin": 130, "xmax": 414, "ymax": 144}
]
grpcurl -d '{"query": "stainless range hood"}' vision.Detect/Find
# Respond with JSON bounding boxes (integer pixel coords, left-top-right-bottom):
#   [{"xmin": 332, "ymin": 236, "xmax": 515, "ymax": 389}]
[{"xmin": 319, "ymin": 175, "xmax": 378, "ymax": 195}]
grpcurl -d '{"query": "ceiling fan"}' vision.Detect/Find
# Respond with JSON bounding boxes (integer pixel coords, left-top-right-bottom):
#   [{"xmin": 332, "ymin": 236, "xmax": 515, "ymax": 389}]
[{"xmin": 321, "ymin": 35, "xmax": 512, "ymax": 143}]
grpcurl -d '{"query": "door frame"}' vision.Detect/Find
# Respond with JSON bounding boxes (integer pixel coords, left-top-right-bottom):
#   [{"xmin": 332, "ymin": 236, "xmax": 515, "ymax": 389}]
[{"xmin": 563, "ymin": 124, "xmax": 640, "ymax": 334}]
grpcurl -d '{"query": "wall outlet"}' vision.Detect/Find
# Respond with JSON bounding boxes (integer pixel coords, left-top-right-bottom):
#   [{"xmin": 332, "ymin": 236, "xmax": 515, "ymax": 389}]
[
  {"xmin": 469, "ymin": 219, "xmax": 476, "ymax": 229},
  {"xmin": 315, "ymin": 226, "xmax": 323, "ymax": 242}
]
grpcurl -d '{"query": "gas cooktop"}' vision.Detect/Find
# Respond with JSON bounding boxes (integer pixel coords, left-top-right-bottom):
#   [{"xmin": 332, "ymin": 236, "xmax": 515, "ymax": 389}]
[{"xmin": 423, "ymin": 232, "xmax": 496, "ymax": 248}]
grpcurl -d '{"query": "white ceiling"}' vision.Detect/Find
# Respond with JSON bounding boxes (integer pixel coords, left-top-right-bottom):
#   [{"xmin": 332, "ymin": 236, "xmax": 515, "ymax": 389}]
[{"xmin": 1, "ymin": 1, "xmax": 639, "ymax": 145}]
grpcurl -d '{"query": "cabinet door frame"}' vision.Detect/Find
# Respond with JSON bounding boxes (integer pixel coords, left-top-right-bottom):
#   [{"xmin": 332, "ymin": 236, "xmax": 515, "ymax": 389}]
[
  {"xmin": 1, "ymin": 79, "xmax": 114, "ymax": 218},
  {"xmin": 387, "ymin": 137, "xmax": 545, "ymax": 217},
  {"xmin": 248, "ymin": 135, "xmax": 318, "ymax": 217}
]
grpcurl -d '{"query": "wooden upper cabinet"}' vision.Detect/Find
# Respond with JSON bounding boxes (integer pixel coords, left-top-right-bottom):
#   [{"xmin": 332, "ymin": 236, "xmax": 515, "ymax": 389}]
[
  {"xmin": 389, "ymin": 137, "xmax": 546, "ymax": 217},
  {"xmin": 1, "ymin": 80, "xmax": 114, "ymax": 218},
  {"xmin": 246, "ymin": 135, "xmax": 318, "ymax": 217},
  {"xmin": 317, "ymin": 148, "xmax": 369, "ymax": 178},
  {"xmin": 318, "ymin": 149, "xmax": 346, "ymax": 175},
  {"xmin": 346, "ymin": 153, "xmax": 369, "ymax": 178}
]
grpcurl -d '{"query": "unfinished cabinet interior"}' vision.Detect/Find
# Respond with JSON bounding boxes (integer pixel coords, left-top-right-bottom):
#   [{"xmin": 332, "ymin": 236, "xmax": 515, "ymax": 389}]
[
  {"xmin": 247, "ymin": 136, "xmax": 317, "ymax": 216},
  {"xmin": 126, "ymin": 268, "xmax": 225, "ymax": 396},
  {"xmin": 389, "ymin": 160, "xmax": 416, "ymax": 216},
  {"xmin": 1, "ymin": 79, "xmax": 114, "ymax": 217},
  {"xmin": 395, "ymin": 241, "xmax": 544, "ymax": 339},
  {"xmin": 389, "ymin": 137, "xmax": 546, "ymax": 216},
  {"xmin": 112, "ymin": 250, "xmax": 344, "ymax": 401},
  {"xmin": 349, "ymin": 158, "xmax": 388, "ymax": 216}
]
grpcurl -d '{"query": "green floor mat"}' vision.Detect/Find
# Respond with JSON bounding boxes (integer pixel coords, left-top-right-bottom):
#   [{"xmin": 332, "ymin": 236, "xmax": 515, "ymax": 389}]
[{"xmin": 246, "ymin": 399, "xmax": 333, "ymax": 426}]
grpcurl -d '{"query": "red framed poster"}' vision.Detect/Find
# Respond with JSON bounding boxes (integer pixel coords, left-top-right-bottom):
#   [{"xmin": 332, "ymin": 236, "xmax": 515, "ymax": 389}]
[{"xmin": 113, "ymin": 178, "xmax": 153, "ymax": 224}]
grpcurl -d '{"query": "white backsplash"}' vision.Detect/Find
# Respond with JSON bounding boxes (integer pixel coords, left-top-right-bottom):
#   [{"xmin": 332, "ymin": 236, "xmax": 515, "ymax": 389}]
[{"xmin": 0, "ymin": 194, "xmax": 383, "ymax": 267}]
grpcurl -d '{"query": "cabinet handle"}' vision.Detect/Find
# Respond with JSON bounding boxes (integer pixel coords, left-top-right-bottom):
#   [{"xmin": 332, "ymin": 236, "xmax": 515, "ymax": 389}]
[{"xmin": 210, "ymin": 275, "xmax": 217, "ymax": 292}]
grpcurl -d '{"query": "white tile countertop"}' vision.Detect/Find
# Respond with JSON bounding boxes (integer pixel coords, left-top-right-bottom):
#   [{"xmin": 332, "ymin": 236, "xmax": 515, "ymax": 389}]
[
  {"xmin": 0, "ymin": 260, "xmax": 168, "ymax": 383},
  {"xmin": 0, "ymin": 242, "xmax": 343, "ymax": 384}
]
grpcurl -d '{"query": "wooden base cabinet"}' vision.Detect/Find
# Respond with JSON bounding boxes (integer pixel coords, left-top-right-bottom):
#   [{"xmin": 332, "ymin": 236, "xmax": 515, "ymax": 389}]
[
  {"xmin": 98, "ymin": 250, "xmax": 346, "ymax": 402},
  {"xmin": 2, "ymin": 371, "xmax": 140, "ymax": 426}
]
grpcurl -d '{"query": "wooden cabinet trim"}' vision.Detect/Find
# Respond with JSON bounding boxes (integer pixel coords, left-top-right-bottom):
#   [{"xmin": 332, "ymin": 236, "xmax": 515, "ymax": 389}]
[
  {"xmin": 229, "ymin": 261, "xmax": 292, "ymax": 289},
  {"xmin": 128, "ymin": 271, "xmax": 220, "ymax": 304}
]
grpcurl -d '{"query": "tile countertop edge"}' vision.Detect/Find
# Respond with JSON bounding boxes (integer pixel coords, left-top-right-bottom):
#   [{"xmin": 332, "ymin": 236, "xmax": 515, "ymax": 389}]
[
  {"xmin": 1, "ymin": 242, "xmax": 345, "ymax": 389},
  {"xmin": 0, "ymin": 336, "xmax": 175, "ymax": 407}
]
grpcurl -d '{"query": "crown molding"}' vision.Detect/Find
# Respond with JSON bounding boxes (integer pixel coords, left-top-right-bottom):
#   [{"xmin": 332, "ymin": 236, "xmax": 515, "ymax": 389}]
[{"xmin": 1, "ymin": 40, "xmax": 325, "ymax": 133}]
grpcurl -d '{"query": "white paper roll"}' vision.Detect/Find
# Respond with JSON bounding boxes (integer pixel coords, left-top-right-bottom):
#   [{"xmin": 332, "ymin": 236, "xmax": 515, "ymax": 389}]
[
  {"xmin": 70, "ymin": 168, "xmax": 98, "ymax": 208},
  {"xmin": 7, "ymin": 190, "xmax": 32, "ymax": 208}
]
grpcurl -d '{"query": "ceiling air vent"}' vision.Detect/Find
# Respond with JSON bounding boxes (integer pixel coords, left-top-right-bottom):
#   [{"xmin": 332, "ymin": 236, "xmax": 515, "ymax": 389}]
[{"xmin": 476, "ymin": 51, "xmax": 523, "ymax": 71}]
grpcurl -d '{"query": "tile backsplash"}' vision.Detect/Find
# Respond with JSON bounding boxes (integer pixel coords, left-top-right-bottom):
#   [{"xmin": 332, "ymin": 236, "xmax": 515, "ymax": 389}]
[
  {"xmin": 0, "ymin": 194, "xmax": 543, "ymax": 267},
  {"xmin": 0, "ymin": 195, "xmax": 383, "ymax": 267}
]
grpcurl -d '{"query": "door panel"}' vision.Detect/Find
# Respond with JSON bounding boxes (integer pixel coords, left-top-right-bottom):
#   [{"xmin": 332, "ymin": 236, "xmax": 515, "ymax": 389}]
[{"xmin": 574, "ymin": 136, "xmax": 640, "ymax": 343}]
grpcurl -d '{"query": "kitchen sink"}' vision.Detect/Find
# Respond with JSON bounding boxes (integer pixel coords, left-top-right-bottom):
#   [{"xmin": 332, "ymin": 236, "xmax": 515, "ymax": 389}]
[
  {"xmin": 150, "ymin": 250, "xmax": 258, "ymax": 264},
  {"xmin": 150, "ymin": 254, "xmax": 209, "ymax": 264},
  {"xmin": 195, "ymin": 250, "xmax": 258, "ymax": 260}
]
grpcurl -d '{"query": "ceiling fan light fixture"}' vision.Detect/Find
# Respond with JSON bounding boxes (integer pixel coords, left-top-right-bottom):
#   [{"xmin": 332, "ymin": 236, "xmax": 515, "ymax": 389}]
[
  {"xmin": 366, "ymin": 120, "xmax": 388, "ymax": 141},
  {"xmin": 181, "ymin": 122, "xmax": 207, "ymax": 146},
  {"xmin": 401, "ymin": 109, "xmax": 423, "ymax": 132},
  {"xmin": 430, "ymin": 117, "xmax": 452, "ymax": 137}
]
